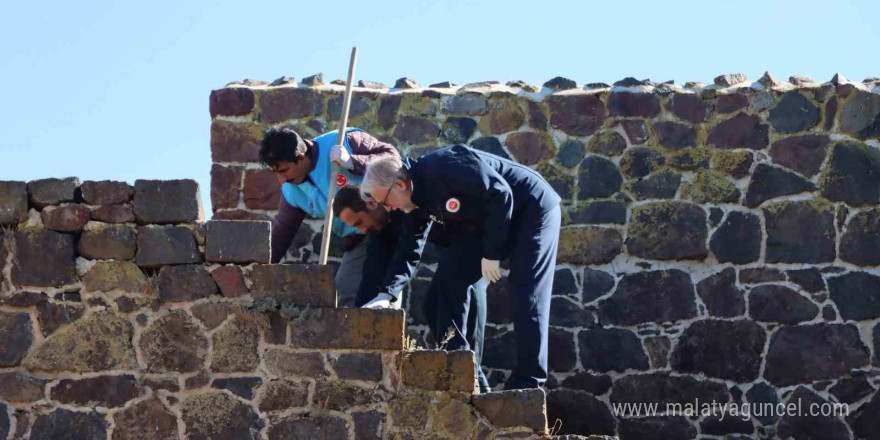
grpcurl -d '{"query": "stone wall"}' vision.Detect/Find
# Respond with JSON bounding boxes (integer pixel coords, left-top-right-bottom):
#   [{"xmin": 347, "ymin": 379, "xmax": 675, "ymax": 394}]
[
  {"xmin": 0, "ymin": 179, "xmax": 584, "ymax": 440},
  {"xmin": 208, "ymin": 73, "xmax": 880, "ymax": 439}
]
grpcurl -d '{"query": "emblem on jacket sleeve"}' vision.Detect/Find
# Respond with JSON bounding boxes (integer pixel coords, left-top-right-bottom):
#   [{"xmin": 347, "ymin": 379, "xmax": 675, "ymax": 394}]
[
  {"xmin": 336, "ymin": 173, "xmax": 348, "ymax": 187},
  {"xmin": 446, "ymin": 198, "xmax": 460, "ymax": 213}
]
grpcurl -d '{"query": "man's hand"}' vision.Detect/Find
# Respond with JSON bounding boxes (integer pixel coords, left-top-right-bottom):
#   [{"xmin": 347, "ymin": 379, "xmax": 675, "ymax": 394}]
[
  {"xmin": 481, "ymin": 258, "xmax": 501, "ymax": 284},
  {"xmin": 330, "ymin": 144, "xmax": 354, "ymax": 170},
  {"xmin": 363, "ymin": 293, "xmax": 395, "ymax": 309}
]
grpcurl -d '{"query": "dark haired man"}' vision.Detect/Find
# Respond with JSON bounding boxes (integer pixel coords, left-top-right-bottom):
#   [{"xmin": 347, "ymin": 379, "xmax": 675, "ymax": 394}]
[
  {"xmin": 332, "ymin": 186, "xmax": 490, "ymax": 393},
  {"xmin": 259, "ymin": 126, "xmax": 400, "ymax": 307}
]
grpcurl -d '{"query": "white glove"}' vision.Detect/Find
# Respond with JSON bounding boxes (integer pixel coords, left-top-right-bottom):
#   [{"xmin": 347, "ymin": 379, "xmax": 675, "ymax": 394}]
[
  {"xmin": 330, "ymin": 144, "xmax": 354, "ymax": 170},
  {"xmin": 481, "ymin": 258, "xmax": 502, "ymax": 284},
  {"xmin": 363, "ymin": 293, "xmax": 395, "ymax": 309}
]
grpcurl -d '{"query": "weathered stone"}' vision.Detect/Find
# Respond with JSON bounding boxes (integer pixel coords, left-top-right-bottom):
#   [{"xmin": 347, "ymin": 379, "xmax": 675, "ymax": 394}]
[
  {"xmin": 543, "ymin": 76, "xmax": 577, "ymax": 90},
  {"xmin": 268, "ymin": 415, "xmax": 347, "ymax": 440},
  {"xmin": 626, "ymin": 202, "xmax": 707, "ymax": 260},
  {"xmin": 289, "ymin": 308, "xmax": 404, "ymax": 350},
  {"xmin": 158, "ymin": 265, "xmax": 217, "ymax": 302},
  {"xmin": 851, "ymin": 388, "xmax": 880, "ymax": 439},
  {"xmin": 829, "ymin": 375, "xmax": 874, "ymax": 404},
  {"xmin": 504, "ymin": 131, "xmax": 554, "ymax": 165},
  {"xmin": 11, "ymin": 229, "xmax": 76, "ymax": 287},
  {"xmin": 0, "ymin": 312, "xmax": 32, "ymax": 367},
  {"xmin": 388, "ymin": 392, "xmax": 432, "ymax": 430},
  {"xmin": 483, "ymin": 330, "xmax": 517, "ymax": 369},
  {"xmin": 709, "ymin": 211, "xmax": 762, "ymax": 264},
  {"xmin": 212, "ymin": 319, "xmax": 259, "ymax": 372},
  {"xmin": 828, "ymin": 272, "xmax": 880, "ymax": 320},
  {"xmin": 265, "ymin": 311, "xmax": 287, "ymax": 345},
  {"xmin": 115, "ymin": 296, "xmax": 155, "ymax": 313},
  {"xmin": 210, "ymin": 120, "xmax": 262, "ymax": 162},
  {"xmin": 210, "ymin": 265, "xmax": 248, "ymax": 297},
  {"xmin": 79, "ymin": 180, "xmax": 132, "ymax": 205},
  {"xmin": 211, "ymin": 377, "xmax": 262, "ymax": 400},
  {"xmin": 250, "ymin": 264, "xmax": 334, "ymax": 306},
  {"xmin": 0, "ymin": 372, "xmax": 48, "ymax": 402},
  {"xmin": 36, "ymin": 301, "xmax": 84, "ymax": 336},
  {"xmin": 375, "ymin": 95, "xmax": 402, "ymax": 129},
  {"xmin": 259, "ymin": 380, "xmax": 309, "ymax": 411},
  {"xmin": 210, "ymin": 87, "xmax": 254, "ymax": 117},
  {"xmin": 265, "ymin": 349, "xmax": 327, "ymax": 378},
  {"xmin": 764, "ymin": 200, "xmax": 836, "ymax": 263},
  {"xmin": 546, "ymin": 390, "xmax": 616, "ymax": 436},
  {"xmin": 551, "ymin": 268, "xmax": 578, "ymax": 298},
  {"xmin": 611, "ymin": 373, "xmax": 729, "ymax": 407},
  {"xmin": 478, "ymin": 100, "xmax": 525, "ymax": 135},
  {"xmin": 696, "ymin": 268, "xmax": 745, "ymax": 317},
  {"xmin": 314, "ymin": 380, "xmax": 384, "ymax": 411},
  {"xmin": 549, "ymin": 328, "xmax": 577, "ymax": 372},
  {"xmin": 185, "ymin": 369, "xmax": 210, "ymax": 389},
  {"xmin": 776, "ymin": 387, "xmax": 850, "ymax": 440},
  {"xmin": 210, "ymin": 165, "xmax": 241, "ymax": 210},
  {"xmin": 327, "ymin": 94, "xmax": 372, "ymax": 120},
  {"xmin": 560, "ymin": 372, "xmax": 612, "ymax": 396},
  {"xmin": 204, "ymin": 220, "xmax": 270, "ymax": 263},
  {"xmin": 83, "ymin": 261, "xmax": 149, "ymax": 293},
  {"xmin": 90, "ymin": 204, "xmax": 135, "ymax": 223},
  {"xmin": 112, "ymin": 396, "xmax": 179, "ymax": 440},
  {"xmin": 191, "ymin": 302, "xmax": 230, "ymax": 330},
  {"xmin": 24, "ymin": 311, "xmax": 136, "ymax": 372},
  {"xmin": 140, "ymin": 310, "xmax": 208, "ymax": 373},
  {"xmin": 716, "ymin": 93, "xmax": 749, "ymax": 113},
  {"xmin": 588, "ymin": 133, "xmax": 627, "ymax": 161},
  {"xmin": 136, "ymin": 226, "xmax": 201, "ymax": 268},
  {"xmin": 582, "ymin": 269, "xmax": 615, "ymax": 304},
  {"xmin": 652, "ymin": 121, "xmax": 696, "ymax": 150},
  {"xmin": 668, "ymin": 146, "xmax": 711, "ymax": 171},
  {"xmin": 470, "ymin": 136, "xmax": 510, "ymax": 159},
  {"xmin": 557, "ymin": 227, "xmax": 621, "ymax": 265},
  {"xmin": 820, "ymin": 141, "xmax": 880, "ymax": 206},
  {"xmin": 78, "ymin": 224, "xmax": 137, "ymax": 260},
  {"xmin": 440, "ymin": 117, "xmax": 477, "ymax": 144},
  {"xmin": 764, "ymin": 323, "xmax": 869, "ymax": 386},
  {"xmin": 442, "ymin": 96, "xmax": 487, "ymax": 116},
  {"xmin": 527, "ymin": 100, "xmax": 548, "ymax": 130},
  {"xmin": 134, "ymin": 179, "xmax": 202, "ymax": 224},
  {"xmin": 578, "ymin": 155, "xmax": 623, "ymax": 199},
  {"xmin": 608, "ymin": 92, "xmax": 660, "ymax": 117},
  {"xmin": 626, "ymin": 169, "xmax": 681, "ymax": 200},
  {"xmin": 671, "ymin": 319, "xmax": 766, "ymax": 382},
  {"xmin": 578, "ymin": 327, "xmax": 649, "ymax": 372},
  {"xmin": 329, "ymin": 352, "xmax": 383, "ymax": 382},
  {"xmin": 681, "ymin": 170, "xmax": 740, "ymax": 204},
  {"xmin": 666, "ymin": 93, "xmax": 709, "ymax": 123},
  {"xmin": 401, "ymin": 350, "xmax": 474, "ymax": 392},
  {"xmin": 30, "ymin": 408, "xmax": 106, "ymax": 440},
  {"xmin": 51, "ymin": 375, "xmax": 139, "ymax": 408},
  {"xmin": 749, "ymin": 285, "xmax": 819, "ymax": 324},
  {"xmin": 618, "ymin": 416, "xmax": 696, "ymax": 440},
  {"xmin": 621, "ymin": 120, "xmax": 647, "ymax": 144},
  {"xmin": 473, "ymin": 389, "xmax": 547, "ymax": 431},
  {"xmin": 242, "ymin": 168, "xmax": 280, "ymax": 209},
  {"xmin": 713, "ymin": 73, "xmax": 747, "ymax": 86},
  {"xmin": 556, "ymin": 140, "xmax": 585, "ymax": 168},
  {"xmin": 550, "ymin": 296, "xmax": 595, "ymax": 327},
  {"xmin": 786, "ymin": 268, "xmax": 825, "ymax": 293},
  {"xmin": 841, "ymin": 207, "xmax": 880, "ymax": 266},
  {"xmin": 0, "ymin": 180, "xmax": 28, "ymax": 224},
  {"xmin": 40, "ymin": 204, "xmax": 90, "ymax": 232},
  {"xmin": 746, "ymin": 164, "xmax": 816, "ymax": 208},
  {"xmin": 743, "ymin": 382, "xmax": 781, "ymax": 425},
  {"xmin": 394, "ymin": 115, "xmax": 440, "ymax": 144},
  {"xmin": 839, "ymin": 90, "xmax": 880, "ymax": 139},
  {"xmin": 548, "ymin": 94, "xmax": 606, "ymax": 136},
  {"xmin": 259, "ymin": 87, "xmax": 323, "ymax": 123},
  {"xmin": 27, "ymin": 177, "xmax": 79, "ymax": 207},
  {"xmin": 707, "ymin": 113, "xmax": 769, "ymax": 149},
  {"xmin": 598, "ymin": 270, "xmax": 696, "ymax": 325},
  {"xmin": 642, "ymin": 336, "xmax": 670, "ymax": 368},
  {"xmin": 182, "ymin": 392, "xmax": 262, "ymax": 440},
  {"xmin": 566, "ymin": 201, "xmax": 626, "ymax": 225},
  {"xmin": 768, "ymin": 91, "xmax": 821, "ymax": 133},
  {"xmin": 769, "ymin": 135, "xmax": 829, "ymax": 177},
  {"xmin": 619, "ymin": 147, "xmax": 665, "ymax": 178}
]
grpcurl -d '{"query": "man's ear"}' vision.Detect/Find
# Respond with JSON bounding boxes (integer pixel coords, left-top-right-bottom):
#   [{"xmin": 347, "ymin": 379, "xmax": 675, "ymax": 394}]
[{"xmin": 365, "ymin": 199, "xmax": 379, "ymax": 210}]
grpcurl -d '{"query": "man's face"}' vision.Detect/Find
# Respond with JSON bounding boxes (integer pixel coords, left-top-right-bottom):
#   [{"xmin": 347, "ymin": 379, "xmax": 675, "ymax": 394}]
[
  {"xmin": 270, "ymin": 155, "xmax": 311, "ymax": 185},
  {"xmin": 338, "ymin": 203, "xmax": 389, "ymax": 233},
  {"xmin": 372, "ymin": 179, "xmax": 418, "ymax": 213}
]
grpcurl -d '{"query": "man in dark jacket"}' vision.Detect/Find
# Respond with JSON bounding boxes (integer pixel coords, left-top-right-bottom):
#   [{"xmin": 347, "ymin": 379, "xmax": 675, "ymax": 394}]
[{"xmin": 360, "ymin": 145, "xmax": 561, "ymax": 390}]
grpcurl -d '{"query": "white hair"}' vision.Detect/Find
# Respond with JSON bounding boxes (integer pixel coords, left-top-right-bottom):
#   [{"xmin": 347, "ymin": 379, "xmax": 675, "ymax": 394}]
[{"xmin": 360, "ymin": 155, "xmax": 406, "ymax": 201}]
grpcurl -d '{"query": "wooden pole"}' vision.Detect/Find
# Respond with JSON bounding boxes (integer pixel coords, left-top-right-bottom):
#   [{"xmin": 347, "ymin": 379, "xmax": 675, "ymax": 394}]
[{"xmin": 319, "ymin": 47, "xmax": 358, "ymax": 265}]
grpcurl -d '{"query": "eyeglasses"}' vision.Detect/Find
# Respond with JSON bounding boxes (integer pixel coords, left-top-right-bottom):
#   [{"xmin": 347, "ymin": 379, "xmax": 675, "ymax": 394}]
[{"xmin": 378, "ymin": 180, "xmax": 396, "ymax": 210}]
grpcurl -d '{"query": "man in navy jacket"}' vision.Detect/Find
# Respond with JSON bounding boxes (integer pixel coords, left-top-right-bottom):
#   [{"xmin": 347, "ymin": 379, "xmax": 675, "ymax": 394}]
[{"xmin": 360, "ymin": 145, "xmax": 561, "ymax": 389}]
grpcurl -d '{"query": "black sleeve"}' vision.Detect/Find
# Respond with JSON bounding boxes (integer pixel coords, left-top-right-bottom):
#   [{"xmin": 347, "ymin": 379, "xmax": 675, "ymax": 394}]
[
  {"xmin": 376, "ymin": 213, "xmax": 432, "ymax": 300},
  {"xmin": 271, "ymin": 197, "xmax": 306, "ymax": 263}
]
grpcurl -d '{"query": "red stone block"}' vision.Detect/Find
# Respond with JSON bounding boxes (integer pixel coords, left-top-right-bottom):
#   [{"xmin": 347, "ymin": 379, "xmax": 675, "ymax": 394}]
[
  {"xmin": 243, "ymin": 169, "xmax": 280, "ymax": 210},
  {"xmin": 210, "ymin": 164, "xmax": 242, "ymax": 210},
  {"xmin": 210, "ymin": 120, "xmax": 262, "ymax": 163},
  {"xmin": 210, "ymin": 265, "xmax": 248, "ymax": 298},
  {"xmin": 41, "ymin": 204, "xmax": 90, "ymax": 232},
  {"xmin": 209, "ymin": 87, "xmax": 255, "ymax": 117}
]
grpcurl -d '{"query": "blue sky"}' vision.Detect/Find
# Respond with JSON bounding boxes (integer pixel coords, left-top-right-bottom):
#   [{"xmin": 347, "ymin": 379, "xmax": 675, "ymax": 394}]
[{"xmin": 1, "ymin": 0, "xmax": 877, "ymax": 214}]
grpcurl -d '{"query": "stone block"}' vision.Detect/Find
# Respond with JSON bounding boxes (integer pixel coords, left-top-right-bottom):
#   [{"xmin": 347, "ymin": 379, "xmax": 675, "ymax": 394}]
[
  {"xmin": 259, "ymin": 380, "xmax": 309, "ymax": 412},
  {"xmin": 289, "ymin": 308, "xmax": 404, "ymax": 350},
  {"xmin": 36, "ymin": 301, "xmax": 85, "ymax": 336},
  {"xmin": 82, "ymin": 261, "xmax": 149, "ymax": 293},
  {"xmin": 30, "ymin": 409, "xmax": 106, "ymax": 440},
  {"xmin": 111, "ymin": 396, "xmax": 178, "ymax": 440},
  {"xmin": 211, "ymin": 319, "xmax": 259, "ymax": 372},
  {"xmin": 210, "ymin": 120, "xmax": 262, "ymax": 162},
  {"xmin": 626, "ymin": 202, "xmax": 707, "ymax": 260},
  {"xmin": 210, "ymin": 164, "xmax": 242, "ymax": 210},
  {"xmin": 79, "ymin": 180, "xmax": 133, "ymax": 205},
  {"xmin": 78, "ymin": 224, "xmax": 137, "ymax": 260},
  {"xmin": 268, "ymin": 415, "xmax": 347, "ymax": 440},
  {"xmin": 556, "ymin": 227, "xmax": 621, "ymax": 265},
  {"xmin": 50, "ymin": 375, "xmax": 139, "ymax": 408},
  {"xmin": 242, "ymin": 169, "xmax": 281, "ymax": 209},
  {"xmin": 707, "ymin": 113, "xmax": 769, "ymax": 149},
  {"xmin": 182, "ymin": 392, "xmax": 262, "ymax": 440},
  {"xmin": 0, "ymin": 180, "xmax": 28, "ymax": 225},
  {"xmin": 249, "ymin": 264, "xmax": 335, "ymax": 306},
  {"xmin": 210, "ymin": 265, "xmax": 248, "ymax": 297},
  {"xmin": 578, "ymin": 327, "xmax": 649, "ymax": 373},
  {"xmin": 139, "ymin": 310, "xmax": 208, "ymax": 373},
  {"xmin": 329, "ymin": 352, "xmax": 383, "ymax": 382},
  {"xmin": 819, "ymin": 141, "xmax": 880, "ymax": 206},
  {"xmin": 258, "ymin": 87, "xmax": 324, "ymax": 123},
  {"xmin": 27, "ymin": 177, "xmax": 79, "ymax": 207},
  {"xmin": 210, "ymin": 87, "xmax": 255, "ymax": 117},
  {"xmin": 265, "ymin": 349, "xmax": 328, "ymax": 378},
  {"xmin": 473, "ymin": 389, "xmax": 547, "ymax": 432},
  {"xmin": 0, "ymin": 312, "xmax": 32, "ymax": 367},
  {"xmin": 11, "ymin": 229, "xmax": 77, "ymax": 287},
  {"xmin": 40, "ymin": 204, "xmax": 91, "ymax": 232},
  {"xmin": 547, "ymin": 94, "xmax": 605, "ymax": 136},
  {"xmin": 598, "ymin": 269, "xmax": 697, "ymax": 326},
  {"xmin": 608, "ymin": 92, "xmax": 660, "ymax": 118},
  {"xmin": 134, "ymin": 179, "xmax": 203, "ymax": 224},
  {"xmin": 402, "ymin": 350, "xmax": 475, "ymax": 392},
  {"xmin": 764, "ymin": 200, "xmax": 836, "ymax": 263},
  {"xmin": 546, "ymin": 389, "xmax": 616, "ymax": 436},
  {"xmin": 212, "ymin": 377, "xmax": 262, "ymax": 399},
  {"xmin": 90, "ymin": 204, "xmax": 135, "ymax": 223},
  {"xmin": 0, "ymin": 372, "xmax": 48, "ymax": 402},
  {"xmin": 671, "ymin": 319, "xmax": 766, "ymax": 382},
  {"xmin": 23, "ymin": 311, "xmax": 137, "ymax": 372},
  {"xmin": 136, "ymin": 226, "xmax": 201, "ymax": 268},
  {"xmin": 158, "ymin": 264, "xmax": 218, "ymax": 302},
  {"xmin": 313, "ymin": 380, "xmax": 384, "ymax": 411},
  {"xmin": 205, "ymin": 220, "xmax": 270, "ymax": 263},
  {"xmin": 764, "ymin": 323, "xmax": 870, "ymax": 386}
]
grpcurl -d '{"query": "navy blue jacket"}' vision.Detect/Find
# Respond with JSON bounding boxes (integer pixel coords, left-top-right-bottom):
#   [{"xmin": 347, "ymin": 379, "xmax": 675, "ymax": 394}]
[{"xmin": 404, "ymin": 145, "xmax": 561, "ymax": 260}]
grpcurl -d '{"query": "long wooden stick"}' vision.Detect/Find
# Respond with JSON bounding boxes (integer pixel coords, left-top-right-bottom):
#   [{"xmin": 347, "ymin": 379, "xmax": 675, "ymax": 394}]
[{"xmin": 319, "ymin": 47, "xmax": 358, "ymax": 265}]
